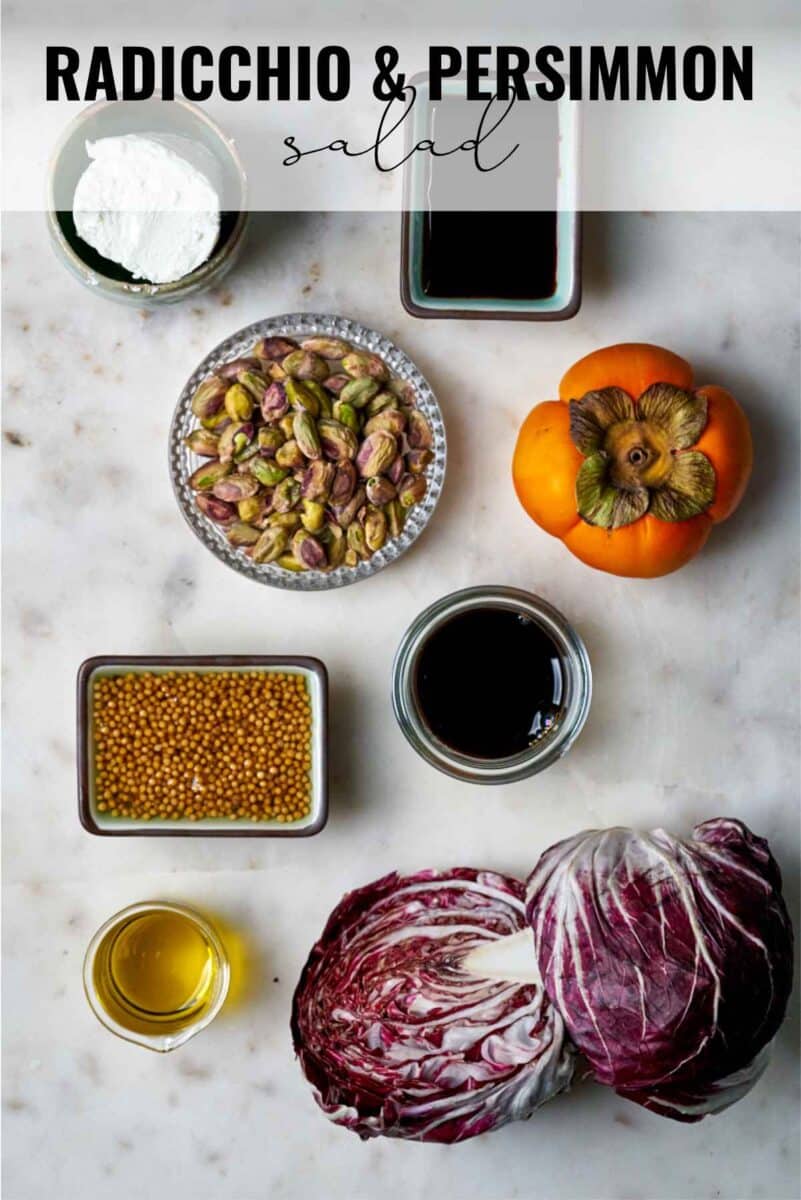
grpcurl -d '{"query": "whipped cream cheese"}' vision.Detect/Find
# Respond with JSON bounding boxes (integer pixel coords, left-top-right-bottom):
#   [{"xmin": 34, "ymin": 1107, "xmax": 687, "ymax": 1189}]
[{"xmin": 72, "ymin": 135, "xmax": 221, "ymax": 284}]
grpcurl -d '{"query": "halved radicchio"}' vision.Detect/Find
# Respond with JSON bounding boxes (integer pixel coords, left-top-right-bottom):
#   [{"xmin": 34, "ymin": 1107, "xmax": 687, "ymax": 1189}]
[
  {"xmin": 292, "ymin": 868, "xmax": 574, "ymax": 1142},
  {"xmin": 525, "ymin": 818, "xmax": 794, "ymax": 1121}
]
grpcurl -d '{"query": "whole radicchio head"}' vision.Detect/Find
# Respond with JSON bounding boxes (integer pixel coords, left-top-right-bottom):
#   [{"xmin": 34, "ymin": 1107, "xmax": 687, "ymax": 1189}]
[
  {"xmin": 525, "ymin": 818, "xmax": 794, "ymax": 1121},
  {"xmin": 291, "ymin": 868, "xmax": 574, "ymax": 1143}
]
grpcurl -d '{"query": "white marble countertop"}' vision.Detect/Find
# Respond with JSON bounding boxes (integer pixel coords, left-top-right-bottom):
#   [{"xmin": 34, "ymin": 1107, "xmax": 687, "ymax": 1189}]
[{"xmin": 2, "ymin": 211, "xmax": 799, "ymax": 1200}]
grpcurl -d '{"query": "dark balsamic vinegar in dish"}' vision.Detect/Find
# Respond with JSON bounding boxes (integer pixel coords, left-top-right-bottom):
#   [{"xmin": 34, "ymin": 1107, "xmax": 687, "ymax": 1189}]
[
  {"xmin": 421, "ymin": 211, "xmax": 558, "ymax": 300},
  {"xmin": 412, "ymin": 607, "xmax": 564, "ymax": 760},
  {"xmin": 420, "ymin": 96, "xmax": 560, "ymax": 302}
]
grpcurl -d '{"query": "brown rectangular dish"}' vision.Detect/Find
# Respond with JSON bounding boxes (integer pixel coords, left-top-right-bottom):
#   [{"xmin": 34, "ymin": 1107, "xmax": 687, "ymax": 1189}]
[{"xmin": 77, "ymin": 655, "xmax": 328, "ymax": 837}]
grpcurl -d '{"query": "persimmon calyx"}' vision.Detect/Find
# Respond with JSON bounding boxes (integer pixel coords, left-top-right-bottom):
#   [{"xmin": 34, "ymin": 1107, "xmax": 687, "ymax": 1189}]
[{"xmin": 569, "ymin": 383, "xmax": 715, "ymax": 529}]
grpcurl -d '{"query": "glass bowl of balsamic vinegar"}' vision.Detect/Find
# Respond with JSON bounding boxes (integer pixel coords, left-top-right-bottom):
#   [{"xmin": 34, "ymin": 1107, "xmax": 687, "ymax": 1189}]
[{"xmin": 392, "ymin": 587, "xmax": 591, "ymax": 784}]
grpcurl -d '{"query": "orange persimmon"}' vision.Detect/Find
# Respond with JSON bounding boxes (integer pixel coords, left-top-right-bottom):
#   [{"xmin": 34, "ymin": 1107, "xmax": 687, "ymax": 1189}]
[{"xmin": 513, "ymin": 343, "xmax": 753, "ymax": 578}]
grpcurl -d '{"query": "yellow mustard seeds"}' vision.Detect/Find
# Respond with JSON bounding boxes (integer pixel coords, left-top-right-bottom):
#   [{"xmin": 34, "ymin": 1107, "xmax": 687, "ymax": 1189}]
[{"xmin": 91, "ymin": 671, "xmax": 313, "ymax": 822}]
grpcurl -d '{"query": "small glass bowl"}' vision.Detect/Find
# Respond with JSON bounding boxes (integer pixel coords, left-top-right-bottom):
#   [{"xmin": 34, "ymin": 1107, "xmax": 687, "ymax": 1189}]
[
  {"xmin": 83, "ymin": 901, "xmax": 230, "ymax": 1052},
  {"xmin": 47, "ymin": 97, "xmax": 248, "ymax": 305},
  {"xmin": 392, "ymin": 586, "xmax": 591, "ymax": 784},
  {"xmin": 169, "ymin": 313, "xmax": 446, "ymax": 591}
]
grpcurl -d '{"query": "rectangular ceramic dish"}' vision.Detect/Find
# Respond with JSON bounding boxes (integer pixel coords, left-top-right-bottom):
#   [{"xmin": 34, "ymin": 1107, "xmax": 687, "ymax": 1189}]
[
  {"xmin": 401, "ymin": 75, "xmax": 581, "ymax": 320},
  {"xmin": 77, "ymin": 655, "xmax": 328, "ymax": 837}
]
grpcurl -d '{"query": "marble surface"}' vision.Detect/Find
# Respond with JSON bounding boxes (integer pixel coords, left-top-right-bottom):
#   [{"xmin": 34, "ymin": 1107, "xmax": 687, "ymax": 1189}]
[{"xmin": 2, "ymin": 211, "xmax": 799, "ymax": 1200}]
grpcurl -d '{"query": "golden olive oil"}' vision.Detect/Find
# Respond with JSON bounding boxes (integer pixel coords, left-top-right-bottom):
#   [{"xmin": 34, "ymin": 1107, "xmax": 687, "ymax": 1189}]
[{"xmin": 92, "ymin": 908, "xmax": 219, "ymax": 1037}]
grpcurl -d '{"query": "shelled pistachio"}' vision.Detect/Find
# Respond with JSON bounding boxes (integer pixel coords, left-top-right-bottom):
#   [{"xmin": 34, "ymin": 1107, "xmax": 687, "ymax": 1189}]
[
  {"xmin": 300, "ymin": 336, "xmax": 350, "ymax": 358},
  {"xmin": 282, "ymin": 349, "xmax": 328, "ymax": 382},
  {"xmin": 363, "ymin": 505, "xmax": 387, "ymax": 552},
  {"xmin": 251, "ymin": 459, "xmax": 289, "ymax": 487},
  {"xmin": 292, "ymin": 529, "xmax": 327, "ymax": 570},
  {"xmin": 253, "ymin": 336, "xmax": 298, "ymax": 362},
  {"xmin": 291, "ymin": 411, "xmax": 321, "ymax": 460},
  {"xmin": 184, "ymin": 331, "xmax": 435, "ymax": 572},
  {"xmin": 191, "ymin": 376, "xmax": 226, "ymax": 420},
  {"xmin": 184, "ymin": 428, "xmax": 220, "ymax": 457},
  {"xmin": 366, "ymin": 476, "xmax": 396, "ymax": 506},
  {"xmin": 225, "ymin": 383, "xmax": 254, "ymax": 422},
  {"xmin": 226, "ymin": 522, "xmax": 261, "ymax": 547},
  {"xmin": 196, "ymin": 494, "xmax": 237, "ymax": 524},
  {"xmin": 189, "ymin": 460, "xmax": 232, "ymax": 491},
  {"xmin": 251, "ymin": 526, "xmax": 288, "ymax": 564}
]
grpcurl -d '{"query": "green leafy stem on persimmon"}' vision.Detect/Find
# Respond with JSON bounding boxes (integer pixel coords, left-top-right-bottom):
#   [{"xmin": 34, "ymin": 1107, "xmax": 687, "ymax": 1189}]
[{"xmin": 569, "ymin": 383, "xmax": 715, "ymax": 530}]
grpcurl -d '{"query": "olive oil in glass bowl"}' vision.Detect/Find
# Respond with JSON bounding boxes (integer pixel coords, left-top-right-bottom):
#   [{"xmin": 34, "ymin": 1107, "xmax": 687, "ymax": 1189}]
[{"xmin": 83, "ymin": 902, "xmax": 230, "ymax": 1051}]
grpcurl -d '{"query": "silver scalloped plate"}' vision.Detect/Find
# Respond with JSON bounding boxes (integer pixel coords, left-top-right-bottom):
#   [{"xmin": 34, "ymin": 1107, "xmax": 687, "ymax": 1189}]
[{"xmin": 169, "ymin": 313, "xmax": 446, "ymax": 591}]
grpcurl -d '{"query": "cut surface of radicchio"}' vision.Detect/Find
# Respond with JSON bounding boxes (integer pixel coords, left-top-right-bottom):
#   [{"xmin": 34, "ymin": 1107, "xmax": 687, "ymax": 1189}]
[
  {"xmin": 525, "ymin": 818, "xmax": 794, "ymax": 1121},
  {"xmin": 292, "ymin": 868, "xmax": 574, "ymax": 1142}
]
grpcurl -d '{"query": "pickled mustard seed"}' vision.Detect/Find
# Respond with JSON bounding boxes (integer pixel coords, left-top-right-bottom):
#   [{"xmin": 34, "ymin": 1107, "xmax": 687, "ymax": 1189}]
[{"xmin": 91, "ymin": 671, "xmax": 312, "ymax": 821}]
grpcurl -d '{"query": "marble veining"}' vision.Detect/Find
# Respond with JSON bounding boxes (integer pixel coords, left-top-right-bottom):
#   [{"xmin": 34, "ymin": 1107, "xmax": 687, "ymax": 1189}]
[{"xmin": 2, "ymin": 212, "xmax": 800, "ymax": 1200}]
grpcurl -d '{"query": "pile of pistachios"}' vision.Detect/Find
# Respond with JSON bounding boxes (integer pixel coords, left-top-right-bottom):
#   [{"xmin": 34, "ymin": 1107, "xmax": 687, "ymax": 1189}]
[{"xmin": 185, "ymin": 334, "xmax": 434, "ymax": 573}]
